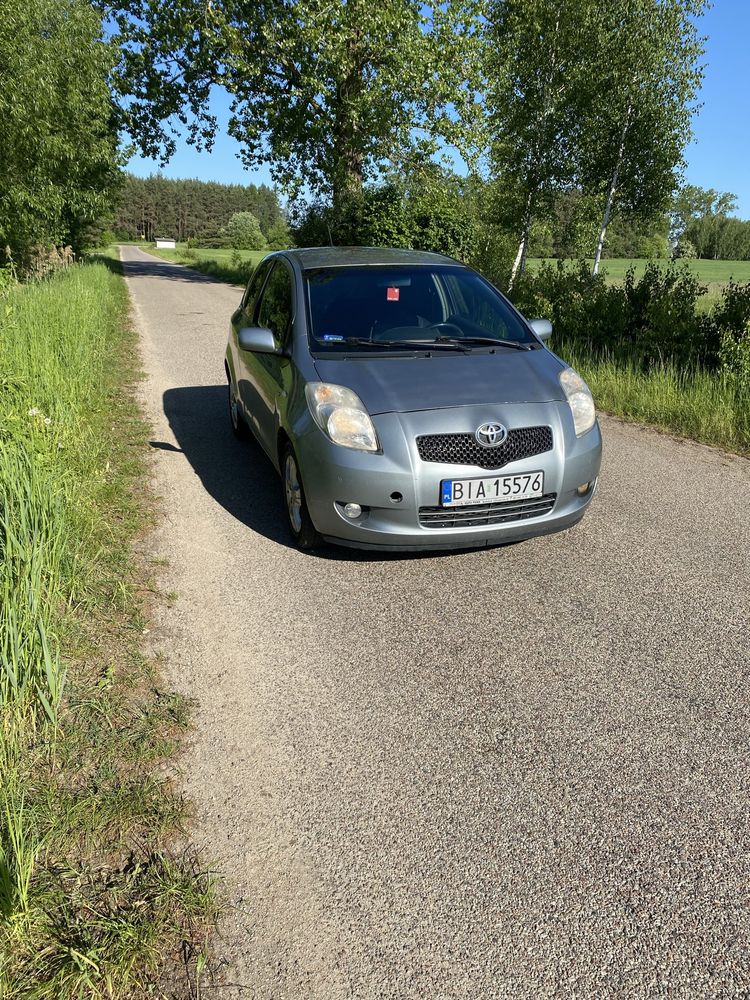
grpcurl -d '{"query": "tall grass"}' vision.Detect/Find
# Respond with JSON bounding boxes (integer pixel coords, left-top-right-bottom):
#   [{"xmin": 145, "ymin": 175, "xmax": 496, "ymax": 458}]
[
  {"xmin": 0, "ymin": 266, "xmax": 106, "ymax": 720},
  {"xmin": 557, "ymin": 338, "xmax": 750, "ymax": 453},
  {"xmin": 0, "ymin": 263, "xmax": 214, "ymax": 996}
]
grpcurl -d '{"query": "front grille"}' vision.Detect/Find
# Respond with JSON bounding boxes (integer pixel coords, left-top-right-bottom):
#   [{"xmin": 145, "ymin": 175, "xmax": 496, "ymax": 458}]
[
  {"xmin": 419, "ymin": 493, "xmax": 556, "ymax": 529},
  {"xmin": 416, "ymin": 426, "xmax": 553, "ymax": 470}
]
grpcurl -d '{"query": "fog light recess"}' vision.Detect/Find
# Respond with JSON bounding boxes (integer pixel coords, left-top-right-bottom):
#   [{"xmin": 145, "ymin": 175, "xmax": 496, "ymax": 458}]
[
  {"xmin": 343, "ymin": 502, "xmax": 362, "ymax": 519},
  {"xmin": 576, "ymin": 482, "xmax": 592, "ymax": 496}
]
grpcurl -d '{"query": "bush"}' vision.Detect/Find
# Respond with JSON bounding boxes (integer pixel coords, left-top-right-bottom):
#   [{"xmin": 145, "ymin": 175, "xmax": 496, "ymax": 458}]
[
  {"xmin": 672, "ymin": 236, "xmax": 697, "ymax": 260},
  {"xmin": 265, "ymin": 219, "xmax": 291, "ymax": 250},
  {"xmin": 224, "ymin": 211, "xmax": 266, "ymax": 251},
  {"xmin": 508, "ymin": 261, "xmax": 711, "ymax": 366},
  {"xmin": 718, "ymin": 323, "xmax": 750, "ymax": 391}
]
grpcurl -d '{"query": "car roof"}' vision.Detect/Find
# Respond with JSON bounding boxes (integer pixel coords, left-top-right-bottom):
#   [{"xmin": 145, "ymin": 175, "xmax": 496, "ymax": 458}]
[{"xmin": 284, "ymin": 246, "xmax": 464, "ymax": 271}]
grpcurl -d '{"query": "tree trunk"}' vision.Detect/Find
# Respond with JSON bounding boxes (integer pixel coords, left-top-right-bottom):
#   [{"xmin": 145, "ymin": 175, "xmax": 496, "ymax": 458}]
[
  {"xmin": 331, "ymin": 20, "xmax": 365, "ymax": 238},
  {"xmin": 593, "ymin": 105, "xmax": 632, "ymax": 275},
  {"xmin": 592, "ymin": 174, "xmax": 617, "ymax": 276},
  {"xmin": 509, "ymin": 191, "xmax": 534, "ymax": 292}
]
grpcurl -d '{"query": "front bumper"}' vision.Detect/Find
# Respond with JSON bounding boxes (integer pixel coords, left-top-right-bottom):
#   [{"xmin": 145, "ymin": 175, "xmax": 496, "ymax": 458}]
[{"xmin": 296, "ymin": 402, "xmax": 602, "ymax": 551}]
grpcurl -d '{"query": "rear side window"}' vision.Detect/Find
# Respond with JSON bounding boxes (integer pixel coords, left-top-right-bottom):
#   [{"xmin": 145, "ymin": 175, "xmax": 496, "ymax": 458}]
[{"xmin": 257, "ymin": 263, "xmax": 294, "ymax": 347}]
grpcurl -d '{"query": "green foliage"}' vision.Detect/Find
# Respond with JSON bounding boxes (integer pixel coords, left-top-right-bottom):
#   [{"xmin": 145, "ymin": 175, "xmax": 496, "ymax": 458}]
[
  {"xmin": 224, "ymin": 211, "xmax": 266, "ymax": 251},
  {"xmin": 0, "ymin": 0, "xmax": 120, "ymax": 270},
  {"xmin": 0, "ymin": 263, "xmax": 216, "ymax": 993},
  {"xmin": 106, "ymin": 0, "xmax": 484, "ymax": 217},
  {"xmin": 718, "ymin": 324, "xmax": 750, "ymax": 392},
  {"xmin": 706, "ymin": 281, "xmax": 750, "ymax": 370},
  {"xmin": 292, "ymin": 170, "xmax": 480, "ymax": 259},
  {"xmin": 672, "ymin": 235, "xmax": 698, "ymax": 259},
  {"xmin": 483, "ymin": 0, "xmax": 707, "ymax": 278},
  {"xmin": 265, "ymin": 219, "xmax": 292, "ymax": 250},
  {"xmin": 511, "ymin": 260, "xmax": 714, "ymax": 365},
  {"xmin": 557, "ymin": 337, "xmax": 749, "ymax": 453},
  {"xmin": 485, "ymin": 0, "xmax": 596, "ymax": 278},
  {"xmin": 112, "ymin": 173, "xmax": 283, "ymax": 243}
]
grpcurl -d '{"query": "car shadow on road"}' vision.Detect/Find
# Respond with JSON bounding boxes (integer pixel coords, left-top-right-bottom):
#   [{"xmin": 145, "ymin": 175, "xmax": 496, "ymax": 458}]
[{"xmin": 160, "ymin": 384, "xmax": 463, "ymax": 562}]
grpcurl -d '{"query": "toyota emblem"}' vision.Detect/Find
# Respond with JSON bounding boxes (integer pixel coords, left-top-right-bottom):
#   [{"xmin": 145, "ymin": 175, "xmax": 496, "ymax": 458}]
[{"xmin": 475, "ymin": 422, "xmax": 508, "ymax": 448}]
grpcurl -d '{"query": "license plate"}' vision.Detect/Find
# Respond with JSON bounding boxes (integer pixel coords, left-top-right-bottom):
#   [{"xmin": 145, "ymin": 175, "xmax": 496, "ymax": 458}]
[{"xmin": 441, "ymin": 471, "xmax": 544, "ymax": 507}]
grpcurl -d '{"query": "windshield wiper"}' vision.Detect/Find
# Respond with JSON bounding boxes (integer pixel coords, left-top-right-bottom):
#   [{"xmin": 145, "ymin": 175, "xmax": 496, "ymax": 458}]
[
  {"xmin": 343, "ymin": 337, "xmax": 470, "ymax": 353},
  {"xmin": 435, "ymin": 336, "xmax": 532, "ymax": 351}
]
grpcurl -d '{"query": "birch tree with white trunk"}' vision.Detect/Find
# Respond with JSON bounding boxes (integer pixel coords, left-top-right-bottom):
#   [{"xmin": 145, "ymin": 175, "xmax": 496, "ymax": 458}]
[
  {"xmin": 484, "ymin": 0, "xmax": 599, "ymax": 289},
  {"xmin": 581, "ymin": 0, "xmax": 707, "ymax": 275}
]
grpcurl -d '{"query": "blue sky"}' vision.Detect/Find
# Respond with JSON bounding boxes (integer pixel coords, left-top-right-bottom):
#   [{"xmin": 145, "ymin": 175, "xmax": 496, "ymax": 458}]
[{"xmin": 127, "ymin": 1, "xmax": 750, "ymax": 217}]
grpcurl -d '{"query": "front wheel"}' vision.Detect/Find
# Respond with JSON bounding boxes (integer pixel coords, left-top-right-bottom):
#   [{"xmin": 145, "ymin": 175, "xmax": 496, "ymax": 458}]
[{"xmin": 282, "ymin": 446, "xmax": 321, "ymax": 550}]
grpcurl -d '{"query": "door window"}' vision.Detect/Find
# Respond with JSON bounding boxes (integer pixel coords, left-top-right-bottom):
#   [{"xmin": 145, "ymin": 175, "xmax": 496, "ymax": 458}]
[
  {"xmin": 241, "ymin": 259, "xmax": 273, "ymax": 315},
  {"xmin": 257, "ymin": 263, "xmax": 294, "ymax": 347}
]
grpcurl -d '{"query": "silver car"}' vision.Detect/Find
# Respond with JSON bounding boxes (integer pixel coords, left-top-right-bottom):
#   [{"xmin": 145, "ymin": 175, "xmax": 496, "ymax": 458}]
[{"xmin": 225, "ymin": 247, "xmax": 601, "ymax": 551}]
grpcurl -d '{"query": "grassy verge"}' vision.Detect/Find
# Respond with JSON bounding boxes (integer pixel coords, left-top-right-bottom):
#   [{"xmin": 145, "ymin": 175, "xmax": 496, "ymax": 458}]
[
  {"xmin": 141, "ymin": 243, "xmax": 266, "ymax": 285},
  {"xmin": 557, "ymin": 338, "xmax": 750, "ymax": 454},
  {"xmin": 0, "ymin": 262, "xmax": 216, "ymax": 996}
]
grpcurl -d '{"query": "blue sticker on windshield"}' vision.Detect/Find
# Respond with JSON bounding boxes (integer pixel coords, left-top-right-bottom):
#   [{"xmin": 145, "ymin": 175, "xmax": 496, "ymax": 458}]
[{"xmin": 321, "ymin": 333, "xmax": 344, "ymax": 342}]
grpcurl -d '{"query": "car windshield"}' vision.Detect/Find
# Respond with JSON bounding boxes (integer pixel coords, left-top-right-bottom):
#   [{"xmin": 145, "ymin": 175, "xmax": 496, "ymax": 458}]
[{"xmin": 305, "ymin": 265, "xmax": 535, "ymax": 353}]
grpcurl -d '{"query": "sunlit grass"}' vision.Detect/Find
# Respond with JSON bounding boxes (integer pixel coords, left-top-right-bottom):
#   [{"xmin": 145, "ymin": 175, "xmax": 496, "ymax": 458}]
[
  {"xmin": 142, "ymin": 242, "xmax": 266, "ymax": 285},
  {"xmin": 556, "ymin": 337, "xmax": 750, "ymax": 454},
  {"xmin": 0, "ymin": 263, "xmax": 216, "ymax": 996}
]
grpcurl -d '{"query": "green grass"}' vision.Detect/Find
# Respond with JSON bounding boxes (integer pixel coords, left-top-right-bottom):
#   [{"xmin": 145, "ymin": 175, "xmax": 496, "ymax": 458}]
[
  {"xmin": 0, "ymin": 262, "xmax": 216, "ymax": 997},
  {"xmin": 528, "ymin": 256, "xmax": 750, "ymax": 284},
  {"xmin": 141, "ymin": 242, "xmax": 267, "ymax": 285},
  {"xmin": 557, "ymin": 337, "xmax": 749, "ymax": 454}
]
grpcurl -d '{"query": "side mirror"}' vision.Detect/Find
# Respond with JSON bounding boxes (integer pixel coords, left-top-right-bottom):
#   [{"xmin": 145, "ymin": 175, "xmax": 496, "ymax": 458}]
[
  {"xmin": 528, "ymin": 318, "xmax": 552, "ymax": 342},
  {"xmin": 238, "ymin": 326, "xmax": 281, "ymax": 354}
]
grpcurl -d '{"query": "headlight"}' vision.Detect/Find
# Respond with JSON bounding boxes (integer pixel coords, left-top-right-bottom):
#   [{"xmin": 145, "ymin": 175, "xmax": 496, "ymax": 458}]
[
  {"xmin": 305, "ymin": 383, "xmax": 380, "ymax": 452},
  {"xmin": 559, "ymin": 367, "xmax": 596, "ymax": 436}
]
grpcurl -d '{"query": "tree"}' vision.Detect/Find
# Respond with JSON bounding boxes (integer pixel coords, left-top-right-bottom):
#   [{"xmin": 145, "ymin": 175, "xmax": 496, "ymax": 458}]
[
  {"xmin": 224, "ymin": 212, "xmax": 266, "ymax": 251},
  {"xmin": 104, "ymin": 0, "xmax": 484, "ymax": 224},
  {"xmin": 670, "ymin": 184, "xmax": 736, "ymax": 241},
  {"xmin": 580, "ymin": 0, "xmax": 707, "ymax": 274},
  {"xmin": 484, "ymin": 0, "xmax": 598, "ymax": 288},
  {"xmin": 0, "ymin": 0, "xmax": 120, "ymax": 268}
]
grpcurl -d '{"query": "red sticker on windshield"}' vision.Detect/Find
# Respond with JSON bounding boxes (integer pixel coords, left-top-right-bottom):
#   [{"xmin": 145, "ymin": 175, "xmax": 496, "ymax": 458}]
[{"xmin": 386, "ymin": 287, "xmax": 400, "ymax": 301}]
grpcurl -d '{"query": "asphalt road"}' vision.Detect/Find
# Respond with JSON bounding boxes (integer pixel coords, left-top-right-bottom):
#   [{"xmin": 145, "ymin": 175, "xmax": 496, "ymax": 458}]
[{"xmin": 120, "ymin": 245, "xmax": 750, "ymax": 999}]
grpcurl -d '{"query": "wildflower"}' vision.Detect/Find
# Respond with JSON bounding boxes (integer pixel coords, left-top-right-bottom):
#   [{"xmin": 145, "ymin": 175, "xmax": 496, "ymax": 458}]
[
  {"xmin": 44, "ymin": 417, "xmax": 51, "ymax": 426},
  {"xmin": 27, "ymin": 407, "xmax": 40, "ymax": 417}
]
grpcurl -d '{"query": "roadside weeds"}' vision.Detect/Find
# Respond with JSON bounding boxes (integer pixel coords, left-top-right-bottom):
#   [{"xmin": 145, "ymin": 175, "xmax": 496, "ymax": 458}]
[{"xmin": 0, "ymin": 260, "xmax": 218, "ymax": 998}]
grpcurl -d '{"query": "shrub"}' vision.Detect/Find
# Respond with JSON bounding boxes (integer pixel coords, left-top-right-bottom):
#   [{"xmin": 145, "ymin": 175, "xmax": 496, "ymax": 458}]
[
  {"xmin": 718, "ymin": 323, "xmax": 750, "ymax": 391},
  {"xmin": 265, "ymin": 219, "xmax": 291, "ymax": 250},
  {"xmin": 706, "ymin": 281, "xmax": 750, "ymax": 344},
  {"xmin": 508, "ymin": 261, "xmax": 710, "ymax": 366},
  {"xmin": 672, "ymin": 236, "xmax": 697, "ymax": 260},
  {"xmin": 224, "ymin": 211, "xmax": 266, "ymax": 251},
  {"xmin": 621, "ymin": 262, "xmax": 706, "ymax": 364},
  {"xmin": 97, "ymin": 229, "xmax": 117, "ymax": 248}
]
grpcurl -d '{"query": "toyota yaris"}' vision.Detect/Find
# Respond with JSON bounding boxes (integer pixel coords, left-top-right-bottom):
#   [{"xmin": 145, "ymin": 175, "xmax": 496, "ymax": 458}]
[{"xmin": 225, "ymin": 247, "xmax": 601, "ymax": 551}]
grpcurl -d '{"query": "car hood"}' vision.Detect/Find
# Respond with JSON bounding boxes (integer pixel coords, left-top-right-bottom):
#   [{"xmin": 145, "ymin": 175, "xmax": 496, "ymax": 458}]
[{"xmin": 313, "ymin": 349, "xmax": 566, "ymax": 415}]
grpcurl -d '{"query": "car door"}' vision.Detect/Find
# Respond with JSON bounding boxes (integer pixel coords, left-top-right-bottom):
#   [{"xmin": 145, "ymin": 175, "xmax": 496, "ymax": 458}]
[
  {"xmin": 246, "ymin": 260, "xmax": 294, "ymax": 457},
  {"xmin": 231, "ymin": 258, "xmax": 274, "ymax": 438}
]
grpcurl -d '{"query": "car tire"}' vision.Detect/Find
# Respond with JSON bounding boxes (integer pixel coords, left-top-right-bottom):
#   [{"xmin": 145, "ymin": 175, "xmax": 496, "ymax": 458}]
[
  {"xmin": 228, "ymin": 376, "xmax": 249, "ymax": 440},
  {"xmin": 282, "ymin": 445, "xmax": 321, "ymax": 550}
]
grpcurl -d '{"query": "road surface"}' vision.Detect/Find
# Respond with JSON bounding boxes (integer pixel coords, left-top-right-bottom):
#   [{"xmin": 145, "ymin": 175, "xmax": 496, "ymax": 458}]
[{"xmin": 120, "ymin": 245, "xmax": 750, "ymax": 999}]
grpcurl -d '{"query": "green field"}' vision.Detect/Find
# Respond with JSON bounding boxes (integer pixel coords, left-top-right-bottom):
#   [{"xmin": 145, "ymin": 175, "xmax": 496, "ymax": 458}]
[{"xmin": 528, "ymin": 257, "xmax": 750, "ymax": 283}]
